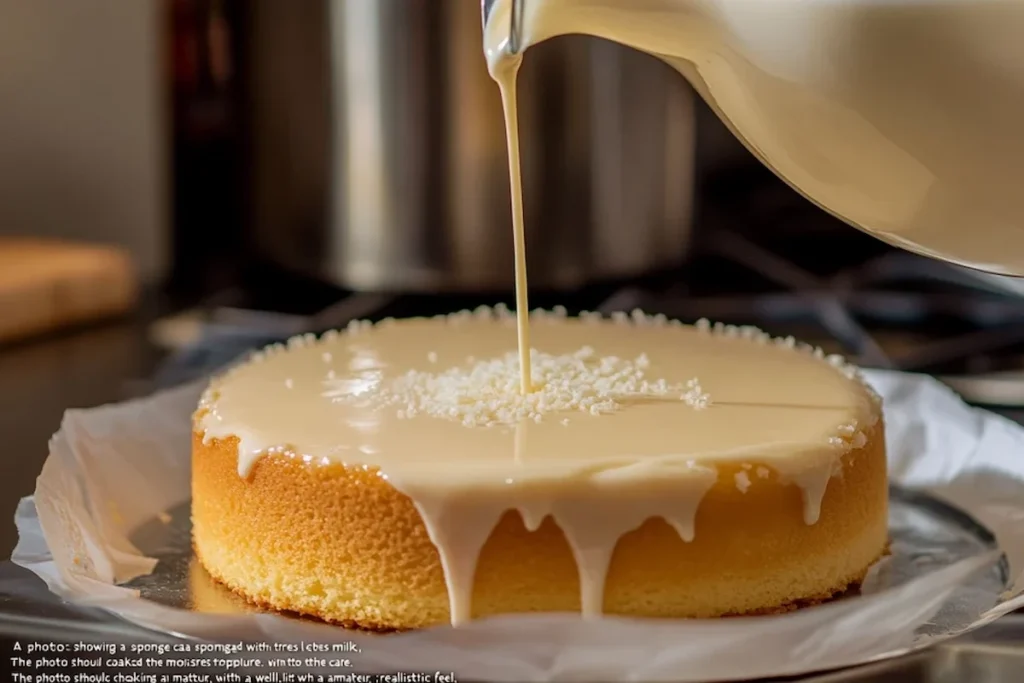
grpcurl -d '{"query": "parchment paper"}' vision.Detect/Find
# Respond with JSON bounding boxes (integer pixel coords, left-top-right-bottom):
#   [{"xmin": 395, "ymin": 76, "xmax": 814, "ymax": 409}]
[{"xmin": 12, "ymin": 369, "xmax": 1024, "ymax": 681}]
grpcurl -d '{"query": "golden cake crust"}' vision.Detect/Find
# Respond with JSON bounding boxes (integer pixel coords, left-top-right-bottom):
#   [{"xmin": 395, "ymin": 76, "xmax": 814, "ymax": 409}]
[{"xmin": 191, "ymin": 422, "xmax": 888, "ymax": 630}]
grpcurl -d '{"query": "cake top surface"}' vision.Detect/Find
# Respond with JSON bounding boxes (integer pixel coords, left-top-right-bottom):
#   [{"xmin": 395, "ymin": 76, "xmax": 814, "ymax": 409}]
[{"xmin": 196, "ymin": 308, "xmax": 880, "ymax": 490}]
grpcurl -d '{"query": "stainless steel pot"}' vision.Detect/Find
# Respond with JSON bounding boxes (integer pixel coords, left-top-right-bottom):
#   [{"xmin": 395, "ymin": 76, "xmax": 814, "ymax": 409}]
[{"xmin": 244, "ymin": 0, "xmax": 696, "ymax": 292}]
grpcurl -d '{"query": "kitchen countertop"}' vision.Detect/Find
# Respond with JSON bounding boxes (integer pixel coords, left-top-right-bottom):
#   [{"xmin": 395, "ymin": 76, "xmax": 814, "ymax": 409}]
[
  {"xmin": 0, "ymin": 310, "xmax": 166, "ymax": 558},
  {"xmin": 3, "ymin": 307, "xmax": 1024, "ymax": 682}
]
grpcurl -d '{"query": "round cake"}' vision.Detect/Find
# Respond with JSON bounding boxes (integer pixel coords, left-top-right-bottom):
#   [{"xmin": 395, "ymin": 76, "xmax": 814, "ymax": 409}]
[{"xmin": 191, "ymin": 307, "xmax": 888, "ymax": 630}]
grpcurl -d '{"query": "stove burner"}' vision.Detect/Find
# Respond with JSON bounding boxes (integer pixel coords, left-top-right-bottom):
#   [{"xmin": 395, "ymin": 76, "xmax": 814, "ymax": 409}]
[{"xmin": 621, "ymin": 230, "xmax": 1024, "ymax": 375}]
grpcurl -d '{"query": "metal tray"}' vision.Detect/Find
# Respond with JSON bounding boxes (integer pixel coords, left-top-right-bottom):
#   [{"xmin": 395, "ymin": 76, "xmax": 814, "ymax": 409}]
[{"xmin": 1, "ymin": 486, "xmax": 1016, "ymax": 682}]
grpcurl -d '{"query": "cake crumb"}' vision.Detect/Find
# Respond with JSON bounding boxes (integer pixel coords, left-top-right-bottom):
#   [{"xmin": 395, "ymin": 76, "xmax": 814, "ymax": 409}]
[
  {"xmin": 682, "ymin": 378, "xmax": 711, "ymax": 410},
  {"xmin": 427, "ymin": 351, "xmax": 438, "ymax": 363},
  {"xmin": 325, "ymin": 347, "xmax": 710, "ymax": 427},
  {"xmin": 756, "ymin": 466, "xmax": 771, "ymax": 479},
  {"xmin": 735, "ymin": 471, "xmax": 751, "ymax": 493}
]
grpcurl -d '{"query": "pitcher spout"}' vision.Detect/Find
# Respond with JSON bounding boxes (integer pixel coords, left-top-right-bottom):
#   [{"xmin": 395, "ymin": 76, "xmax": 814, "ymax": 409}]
[{"xmin": 482, "ymin": 0, "xmax": 522, "ymax": 55}]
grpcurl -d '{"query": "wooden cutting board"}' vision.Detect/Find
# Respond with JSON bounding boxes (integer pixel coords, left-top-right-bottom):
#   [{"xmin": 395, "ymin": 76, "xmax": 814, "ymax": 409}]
[{"xmin": 0, "ymin": 238, "xmax": 139, "ymax": 345}]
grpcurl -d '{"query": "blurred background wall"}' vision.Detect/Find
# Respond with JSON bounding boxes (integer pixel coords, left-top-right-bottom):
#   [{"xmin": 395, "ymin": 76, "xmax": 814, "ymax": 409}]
[{"xmin": 0, "ymin": 0, "xmax": 167, "ymax": 284}]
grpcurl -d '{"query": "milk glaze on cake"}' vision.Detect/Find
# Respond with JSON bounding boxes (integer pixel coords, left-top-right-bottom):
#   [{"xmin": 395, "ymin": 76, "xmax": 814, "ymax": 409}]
[{"xmin": 191, "ymin": 307, "xmax": 888, "ymax": 629}]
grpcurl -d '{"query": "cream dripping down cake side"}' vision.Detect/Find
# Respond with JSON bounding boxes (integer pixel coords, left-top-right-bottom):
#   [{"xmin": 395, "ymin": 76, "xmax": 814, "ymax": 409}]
[{"xmin": 191, "ymin": 307, "xmax": 888, "ymax": 630}]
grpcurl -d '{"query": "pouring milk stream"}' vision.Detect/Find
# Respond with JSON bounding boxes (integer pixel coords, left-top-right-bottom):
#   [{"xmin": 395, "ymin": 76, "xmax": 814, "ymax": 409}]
[{"xmin": 484, "ymin": 0, "xmax": 1024, "ymax": 392}]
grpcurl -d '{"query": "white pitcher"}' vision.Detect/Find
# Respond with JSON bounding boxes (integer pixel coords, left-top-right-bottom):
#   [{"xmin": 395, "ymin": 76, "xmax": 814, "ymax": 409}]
[{"xmin": 484, "ymin": 0, "xmax": 1024, "ymax": 276}]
